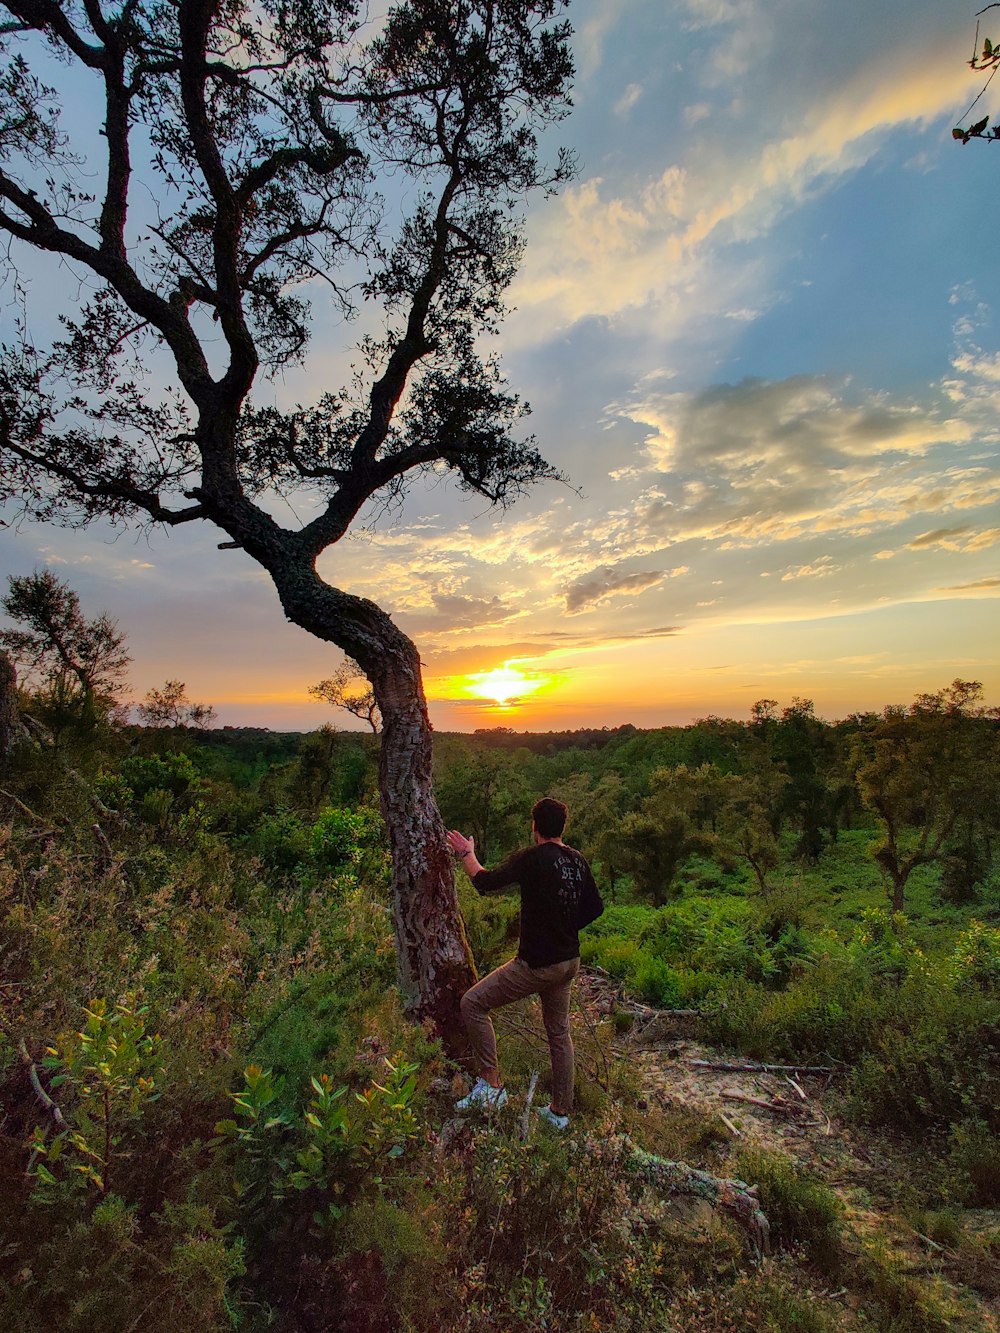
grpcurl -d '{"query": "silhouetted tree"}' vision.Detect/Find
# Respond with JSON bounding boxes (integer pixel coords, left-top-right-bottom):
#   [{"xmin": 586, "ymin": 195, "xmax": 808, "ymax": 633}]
[
  {"xmin": 137, "ymin": 679, "xmax": 217, "ymax": 729},
  {"xmin": 954, "ymin": 12, "xmax": 1000, "ymax": 143},
  {"xmin": 0, "ymin": 571, "xmax": 130, "ymax": 737},
  {"xmin": 309, "ymin": 659, "xmax": 381, "ymax": 734},
  {"xmin": 0, "ymin": 0, "xmax": 574, "ymax": 1046}
]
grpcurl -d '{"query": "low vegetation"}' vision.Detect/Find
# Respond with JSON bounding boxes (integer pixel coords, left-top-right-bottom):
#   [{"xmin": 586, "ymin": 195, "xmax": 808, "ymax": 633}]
[{"xmin": 1, "ymin": 598, "xmax": 998, "ymax": 1328}]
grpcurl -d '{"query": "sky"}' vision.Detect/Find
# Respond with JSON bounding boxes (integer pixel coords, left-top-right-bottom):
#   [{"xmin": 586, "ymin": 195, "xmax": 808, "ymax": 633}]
[{"xmin": 2, "ymin": 0, "xmax": 1000, "ymax": 731}]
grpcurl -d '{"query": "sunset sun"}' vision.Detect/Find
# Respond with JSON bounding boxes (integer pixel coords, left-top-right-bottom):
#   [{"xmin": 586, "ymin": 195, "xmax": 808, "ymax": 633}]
[{"xmin": 464, "ymin": 664, "xmax": 550, "ymax": 708}]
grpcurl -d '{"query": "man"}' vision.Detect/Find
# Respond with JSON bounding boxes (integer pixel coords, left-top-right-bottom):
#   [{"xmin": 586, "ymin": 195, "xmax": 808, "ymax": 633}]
[{"xmin": 446, "ymin": 797, "xmax": 604, "ymax": 1130}]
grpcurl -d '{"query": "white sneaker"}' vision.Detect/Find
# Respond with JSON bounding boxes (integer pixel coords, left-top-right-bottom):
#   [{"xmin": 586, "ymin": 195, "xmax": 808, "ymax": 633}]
[
  {"xmin": 455, "ymin": 1077, "xmax": 508, "ymax": 1112},
  {"xmin": 537, "ymin": 1105, "xmax": 569, "ymax": 1131}
]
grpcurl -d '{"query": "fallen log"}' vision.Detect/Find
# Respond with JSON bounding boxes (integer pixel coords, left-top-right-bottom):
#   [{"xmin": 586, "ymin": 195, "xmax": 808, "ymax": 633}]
[
  {"xmin": 570, "ymin": 1135, "xmax": 769, "ymax": 1261},
  {"xmin": 438, "ymin": 1114, "xmax": 772, "ymax": 1262},
  {"xmin": 622, "ymin": 1141, "xmax": 770, "ymax": 1262},
  {"xmin": 689, "ymin": 1058, "xmax": 836, "ymax": 1075}
]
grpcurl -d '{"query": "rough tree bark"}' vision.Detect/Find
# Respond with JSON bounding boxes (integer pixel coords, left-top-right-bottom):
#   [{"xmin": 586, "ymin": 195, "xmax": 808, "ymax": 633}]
[{"xmin": 0, "ymin": 651, "xmax": 22, "ymax": 775}]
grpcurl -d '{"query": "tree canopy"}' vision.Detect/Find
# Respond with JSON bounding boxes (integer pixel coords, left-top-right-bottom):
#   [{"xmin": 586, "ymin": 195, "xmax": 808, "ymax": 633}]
[{"xmin": 0, "ymin": 0, "xmax": 573, "ymax": 535}]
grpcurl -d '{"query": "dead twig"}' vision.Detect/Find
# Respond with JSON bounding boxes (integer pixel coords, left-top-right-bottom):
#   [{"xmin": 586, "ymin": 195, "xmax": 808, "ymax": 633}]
[
  {"xmin": 20, "ymin": 827, "xmax": 57, "ymax": 846},
  {"xmin": 784, "ymin": 1074, "xmax": 808, "ymax": 1101},
  {"xmin": 495, "ymin": 1006, "xmax": 610, "ymax": 1092},
  {"xmin": 625, "ymin": 1001, "xmax": 701, "ymax": 1018},
  {"xmin": 573, "ymin": 987, "xmax": 612, "ymax": 1091},
  {"xmin": 91, "ymin": 821, "xmax": 114, "ymax": 874},
  {"xmin": 720, "ymin": 1089, "xmax": 799, "ymax": 1115},
  {"xmin": 916, "ymin": 1232, "xmax": 947, "ymax": 1253},
  {"xmin": 521, "ymin": 1070, "xmax": 539, "ymax": 1140},
  {"xmin": 0, "ymin": 788, "xmax": 47, "ymax": 824},
  {"xmin": 19, "ymin": 1038, "xmax": 67, "ymax": 1130}
]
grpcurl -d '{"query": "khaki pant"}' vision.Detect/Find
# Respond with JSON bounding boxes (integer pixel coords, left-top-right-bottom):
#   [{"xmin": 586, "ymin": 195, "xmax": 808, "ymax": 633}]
[{"xmin": 460, "ymin": 955, "xmax": 581, "ymax": 1112}]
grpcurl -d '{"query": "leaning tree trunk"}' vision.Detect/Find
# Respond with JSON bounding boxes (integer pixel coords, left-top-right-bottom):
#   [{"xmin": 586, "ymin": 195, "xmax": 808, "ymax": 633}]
[{"xmin": 273, "ymin": 567, "xmax": 477, "ymax": 1054}]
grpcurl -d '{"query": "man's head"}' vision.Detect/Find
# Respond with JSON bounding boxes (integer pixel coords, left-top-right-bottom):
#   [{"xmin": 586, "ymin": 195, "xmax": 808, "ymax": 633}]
[{"xmin": 532, "ymin": 797, "xmax": 568, "ymax": 841}]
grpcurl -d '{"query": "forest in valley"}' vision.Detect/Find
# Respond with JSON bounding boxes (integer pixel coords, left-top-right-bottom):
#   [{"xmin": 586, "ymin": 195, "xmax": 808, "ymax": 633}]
[{"xmin": 1, "ymin": 573, "xmax": 999, "ymax": 1331}]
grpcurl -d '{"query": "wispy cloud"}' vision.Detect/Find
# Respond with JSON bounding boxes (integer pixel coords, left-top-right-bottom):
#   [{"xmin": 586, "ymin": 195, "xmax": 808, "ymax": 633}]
[
  {"xmin": 936, "ymin": 577, "xmax": 1000, "ymax": 593},
  {"xmin": 615, "ymin": 82, "xmax": 644, "ymax": 117},
  {"xmin": 565, "ymin": 565, "xmax": 669, "ymax": 613}
]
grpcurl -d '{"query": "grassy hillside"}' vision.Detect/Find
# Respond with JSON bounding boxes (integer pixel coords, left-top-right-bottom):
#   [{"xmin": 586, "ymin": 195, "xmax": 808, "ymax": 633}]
[{"xmin": 1, "ymin": 711, "xmax": 998, "ymax": 1330}]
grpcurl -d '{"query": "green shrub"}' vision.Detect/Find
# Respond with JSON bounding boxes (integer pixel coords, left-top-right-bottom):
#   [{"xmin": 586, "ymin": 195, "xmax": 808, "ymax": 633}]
[
  {"xmin": 309, "ymin": 806, "xmax": 367, "ymax": 868},
  {"xmin": 336, "ymin": 1198, "xmax": 452, "ymax": 1327},
  {"xmin": 29, "ymin": 997, "xmax": 162, "ymax": 1200},
  {"xmin": 245, "ymin": 808, "xmax": 311, "ymax": 876},
  {"xmin": 949, "ymin": 1118, "xmax": 1000, "ymax": 1204},
  {"xmin": 0, "ymin": 1193, "xmax": 242, "ymax": 1332},
  {"xmin": 852, "ymin": 1236, "xmax": 955, "ymax": 1333},
  {"xmin": 630, "ymin": 955, "xmax": 686, "ymax": 1007},
  {"xmin": 460, "ymin": 885, "xmax": 519, "ymax": 967},
  {"xmin": 949, "ymin": 920, "xmax": 1000, "ymax": 990},
  {"xmin": 846, "ymin": 973, "xmax": 1000, "ymax": 1131},
  {"xmin": 310, "ymin": 803, "xmax": 386, "ymax": 880},
  {"xmin": 733, "ymin": 1147, "xmax": 842, "ymax": 1269},
  {"xmin": 704, "ymin": 960, "xmax": 874, "ymax": 1063},
  {"xmin": 848, "ymin": 906, "xmax": 916, "ymax": 982},
  {"xmin": 582, "ymin": 901, "xmax": 661, "ymax": 941},
  {"xmin": 116, "ymin": 751, "xmax": 206, "ymax": 804}
]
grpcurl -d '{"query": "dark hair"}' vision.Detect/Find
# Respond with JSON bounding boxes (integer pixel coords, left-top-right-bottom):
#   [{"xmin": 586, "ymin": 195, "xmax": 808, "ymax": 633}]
[{"xmin": 532, "ymin": 797, "xmax": 568, "ymax": 839}]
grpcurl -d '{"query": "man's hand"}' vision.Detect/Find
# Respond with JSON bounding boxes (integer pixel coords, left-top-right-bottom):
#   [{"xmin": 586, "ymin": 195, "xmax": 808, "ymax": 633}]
[
  {"xmin": 446, "ymin": 829, "xmax": 484, "ymax": 878},
  {"xmin": 446, "ymin": 829, "xmax": 475, "ymax": 858}
]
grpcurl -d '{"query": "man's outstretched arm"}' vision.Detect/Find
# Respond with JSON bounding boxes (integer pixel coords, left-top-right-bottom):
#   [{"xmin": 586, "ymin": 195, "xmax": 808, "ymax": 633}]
[{"xmin": 446, "ymin": 829, "xmax": 525, "ymax": 895}]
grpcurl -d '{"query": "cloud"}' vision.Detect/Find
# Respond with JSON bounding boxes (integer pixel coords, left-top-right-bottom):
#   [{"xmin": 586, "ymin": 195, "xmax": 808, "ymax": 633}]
[
  {"xmin": 615, "ymin": 83, "xmax": 644, "ymax": 117},
  {"xmin": 780, "ymin": 557, "xmax": 838, "ymax": 582},
  {"xmin": 907, "ymin": 525, "xmax": 971, "ymax": 549},
  {"xmin": 420, "ymin": 642, "xmax": 557, "ymax": 674},
  {"xmin": 592, "ymin": 373, "xmax": 991, "ymax": 559},
  {"xmin": 400, "ymin": 592, "xmax": 516, "ymax": 632},
  {"xmin": 936, "ymin": 577, "xmax": 1000, "ymax": 592},
  {"xmin": 907, "ymin": 526, "xmax": 1000, "ymax": 552},
  {"xmin": 565, "ymin": 565, "xmax": 669, "ymax": 613},
  {"xmin": 635, "ymin": 376, "xmax": 960, "ymax": 471},
  {"xmin": 511, "ymin": 5, "xmax": 972, "ymax": 340}
]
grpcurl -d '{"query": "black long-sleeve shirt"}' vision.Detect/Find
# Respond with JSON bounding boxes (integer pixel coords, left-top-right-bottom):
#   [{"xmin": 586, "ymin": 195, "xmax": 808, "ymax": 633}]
[{"xmin": 471, "ymin": 841, "xmax": 601, "ymax": 968}]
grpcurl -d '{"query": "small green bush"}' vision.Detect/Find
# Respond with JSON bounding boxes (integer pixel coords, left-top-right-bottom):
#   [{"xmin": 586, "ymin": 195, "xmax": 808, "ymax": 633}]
[
  {"xmin": 245, "ymin": 808, "xmax": 311, "ymax": 876},
  {"xmin": 630, "ymin": 955, "xmax": 686, "ymax": 1007},
  {"xmin": 733, "ymin": 1147, "xmax": 842, "ymax": 1269},
  {"xmin": 949, "ymin": 920, "xmax": 1000, "ymax": 991},
  {"xmin": 949, "ymin": 1118, "xmax": 1000, "ymax": 1205}
]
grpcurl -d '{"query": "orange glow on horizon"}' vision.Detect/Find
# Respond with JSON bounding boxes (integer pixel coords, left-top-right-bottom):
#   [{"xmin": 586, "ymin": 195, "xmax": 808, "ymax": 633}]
[{"xmin": 457, "ymin": 663, "xmax": 553, "ymax": 709}]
